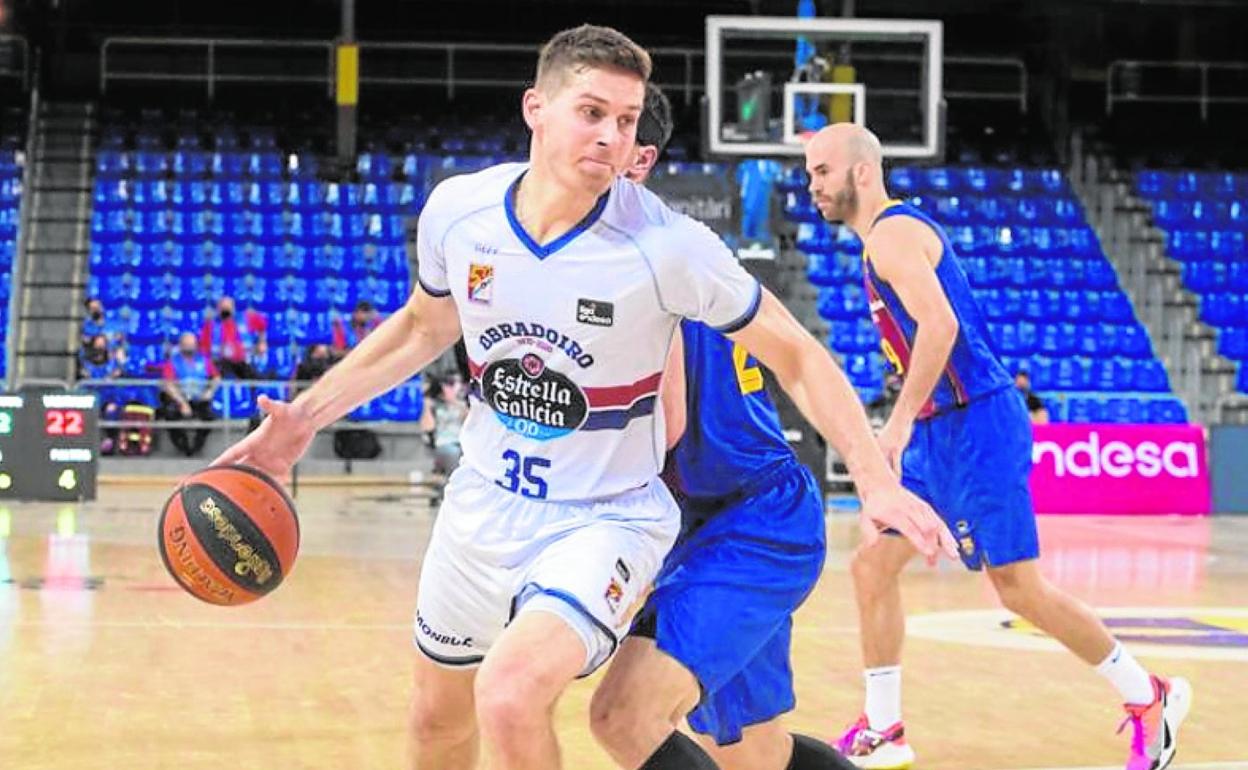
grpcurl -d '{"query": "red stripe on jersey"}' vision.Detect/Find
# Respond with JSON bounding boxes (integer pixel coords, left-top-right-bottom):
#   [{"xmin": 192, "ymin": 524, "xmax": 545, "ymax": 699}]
[{"xmin": 583, "ymin": 372, "xmax": 663, "ymax": 407}]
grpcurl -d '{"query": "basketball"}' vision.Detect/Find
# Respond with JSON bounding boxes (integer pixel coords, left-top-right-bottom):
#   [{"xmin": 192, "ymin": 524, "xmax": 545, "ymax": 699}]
[{"xmin": 157, "ymin": 465, "xmax": 300, "ymax": 606}]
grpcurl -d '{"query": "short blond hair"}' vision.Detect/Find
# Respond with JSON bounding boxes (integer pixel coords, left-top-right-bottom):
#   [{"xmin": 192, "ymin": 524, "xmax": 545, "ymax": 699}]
[{"xmin": 535, "ymin": 24, "xmax": 651, "ymax": 92}]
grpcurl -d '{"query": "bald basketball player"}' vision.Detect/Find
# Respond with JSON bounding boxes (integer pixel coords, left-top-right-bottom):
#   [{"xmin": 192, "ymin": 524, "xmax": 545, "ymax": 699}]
[{"xmin": 804, "ymin": 123, "xmax": 1191, "ymax": 770}]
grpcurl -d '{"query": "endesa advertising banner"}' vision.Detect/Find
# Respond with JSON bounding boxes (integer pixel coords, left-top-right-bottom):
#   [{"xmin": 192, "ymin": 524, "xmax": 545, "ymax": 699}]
[{"xmin": 1029, "ymin": 424, "xmax": 1211, "ymax": 515}]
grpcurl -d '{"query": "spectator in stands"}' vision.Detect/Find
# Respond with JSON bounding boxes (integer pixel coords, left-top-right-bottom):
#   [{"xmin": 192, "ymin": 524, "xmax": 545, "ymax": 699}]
[
  {"xmin": 81, "ymin": 298, "xmax": 108, "ymax": 347},
  {"xmin": 160, "ymin": 332, "xmax": 221, "ymax": 457},
  {"xmin": 199, "ymin": 296, "xmax": 266, "ymax": 380},
  {"xmin": 1015, "ymin": 369, "xmax": 1050, "ymax": 424},
  {"xmin": 420, "ymin": 372, "xmax": 468, "ymax": 481},
  {"xmin": 293, "ymin": 343, "xmax": 335, "ymax": 385},
  {"xmin": 78, "ymin": 333, "xmax": 119, "ymax": 380},
  {"xmin": 247, "ymin": 338, "xmax": 279, "ymax": 381},
  {"xmin": 81, "ymin": 297, "xmax": 125, "ymax": 349},
  {"xmin": 331, "ymin": 300, "xmax": 381, "ymax": 356},
  {"xmin": 79, "ymin": 333, "xmax": 125, "ymax": 454}
]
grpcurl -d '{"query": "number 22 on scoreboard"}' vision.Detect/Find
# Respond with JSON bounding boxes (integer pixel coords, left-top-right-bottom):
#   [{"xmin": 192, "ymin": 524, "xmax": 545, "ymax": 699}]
[{"xmin": 45, "ymin": 409, "xmax": 85, "ymax": 436}]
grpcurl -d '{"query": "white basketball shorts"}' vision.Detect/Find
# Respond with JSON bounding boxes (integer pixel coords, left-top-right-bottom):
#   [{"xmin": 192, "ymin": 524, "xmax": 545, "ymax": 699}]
[{"xmin": 412, "ymin": 466, "xmax": 680, "ymax": 675}]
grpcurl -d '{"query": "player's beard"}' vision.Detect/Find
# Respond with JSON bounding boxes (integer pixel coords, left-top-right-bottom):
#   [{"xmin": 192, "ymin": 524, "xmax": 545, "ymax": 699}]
[{"xmin": 820, "ymin": 169, "xmax": 858, "ymax": 223}]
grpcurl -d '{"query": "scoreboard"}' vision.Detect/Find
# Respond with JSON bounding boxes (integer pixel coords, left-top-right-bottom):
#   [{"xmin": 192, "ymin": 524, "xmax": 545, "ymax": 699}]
[{"xmin": 0, "ymin": 392, "xmax": 99, "ymax": 501}]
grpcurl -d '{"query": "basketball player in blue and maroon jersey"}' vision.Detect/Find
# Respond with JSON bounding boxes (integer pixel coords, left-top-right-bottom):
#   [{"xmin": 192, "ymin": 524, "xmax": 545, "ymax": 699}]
[
  {"xmin": 590, "ymin": 83, "xmax": 866, "ymax": 770},
  {"xmin": 804, "ymin": 124, "xmax": 1191, "ymax": 770}
]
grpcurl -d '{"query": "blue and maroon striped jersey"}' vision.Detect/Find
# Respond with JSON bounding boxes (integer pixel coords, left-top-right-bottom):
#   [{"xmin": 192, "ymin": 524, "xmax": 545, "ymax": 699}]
[{"xmin": 863, "ymin": 201, "xmax": 1013, "ymax": 419}]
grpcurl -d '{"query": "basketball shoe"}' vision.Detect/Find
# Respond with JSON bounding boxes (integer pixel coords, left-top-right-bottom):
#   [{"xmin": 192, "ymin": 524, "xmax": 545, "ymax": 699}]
[
  {"xmin": 1120, "ymin": 675, "xmax": 1192, "ymax": 770},
  {"xmin": 835, "ymin": 715, "xmax": 915, "ymax": 769}
]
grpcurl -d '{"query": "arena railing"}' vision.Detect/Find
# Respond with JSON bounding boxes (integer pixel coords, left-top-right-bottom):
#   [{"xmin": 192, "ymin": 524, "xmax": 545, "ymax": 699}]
[
  {"xmin": 4, "ymin": 58, "xmax": 39, "ymax": 389},
  {"xmin": 75, "ymin": 377, "xmax": 429, "ymax": 445},
  {"xmin": 1106, "ymin": 59, "xmax": 1248, "ymax": 121},
  {"xmin": 97, "ymin": 37, "xmax": 1026, "ymax": 112}
]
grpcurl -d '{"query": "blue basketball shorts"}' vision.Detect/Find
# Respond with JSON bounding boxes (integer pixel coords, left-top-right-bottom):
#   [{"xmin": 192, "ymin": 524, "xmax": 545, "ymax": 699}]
[
  {"xmin": 900, "ymin": 386, "xmax": 1040, "ymax": 570},
  {"xmin": 630, "ymin": 459, "xmax": 826, "ymax": 745}
]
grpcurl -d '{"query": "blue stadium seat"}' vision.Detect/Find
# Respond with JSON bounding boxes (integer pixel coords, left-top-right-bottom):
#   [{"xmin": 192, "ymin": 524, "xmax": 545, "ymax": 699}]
[
  {"xmin": 828, "ymin": 320, "xmax": 855, "ymax": 353},
  {"xmin": 1219, "ymin": 328, "xmax": 1248, "ymax": 360},
  {"xmin": 1228, "ymin": 262, "xmax": 1248, "ymax": 293},
  {"xmin": 273, "ymin": 243, "xmax": 308, "ymax": 274},
  {"xmin": 1065, "ymin": 397, "xmax": 1105, "ymax": 423},
  {"xmin": 213, "ymin": 382, "xmax": 258, "ymax": 420},
  {"xmin": 1134, "ymin": 360, "xmax": 1169, "ymax": 392},
  {"xmin": 1105, "ymin": 397, "xmax": 1145, "ymax": 424},
  {"xmin": 189, "ymin": 241, "xmax": 225, "ymax": 271},
  {"xmin": 1200, "ymin": 292, "xmax": 1245, "ymax": 327},
  {"xmin": 172, "ymin": 151, "xmax": 209, "ymax": 178},
  {"xmin": 1100, "ymin": 291, "xmax": 1134, "ymax": 323},
  {"xmin": 274, "ymin": 275, "xmax": 309, "ymax": 306},
  {"xmin": 147, "ymin": 240, "xmax": 186, "ymax": 272},
  {"xmin": 1148, "ymin": 398, "xmax": 1188, "ymax": 424},
  {"xmin": 190, "ymin": 274, "xmax": 227, "ymax": 306},
  {"xmin": 1183, "ymin": 261, "xmax": 1224, "ymax": 294},
  {"xmin": 1136, "ymin": 170, "xmax": 1173, "ymax": 199},
  {"xmin": 246, "ymin": 153, "xmax": 283, "ymax": 180},
  {"xmin": 134, "ymin": 151, "xmax": 168, "ymax": 178},
  {"xmin": 1212, "ymin": 230, "xmax": 1247, "ymax": 261},
  {"xmin": 210, "ymin": 152, "xmax": 246, "ymax": 179},
  {"xmin": 887, "ymin": 167, "xmax": 917, "ymax": 195},
  {"xmin": 1054, "ymin": 357, "xmax": 1092, "ymax": 390},
  {"xmin": 852, "ymin": 319, "xmax": 879, "ymax": 353},
  {"xmin": 1118, "ymin": 324, "xmax": 1151, "ymax": 358},
  {"xmin": 323, "ymin": 183, "xmax": 361, "ymax": 212},
  {"xmin": 1028, "ymin": 356, "xmax": 1055, "ymax": 390},
  {"xmin": 845, "ymin": 352, "xmax": 885, "ymax": 390},
  {"xmin": 145, "ymin": 274, "xmax": 184, "ymax": 308},
  {"xmin": 381, "ymin": 384, "xmax": 425, "ymax": 422},
  {"xmin": 288, "ymin": 153, "xmax": 319, "ymax": 180},
  {"xmin": 974, "ymin": 288, "xmax": 1003, "ymax": 321},
  {"xmin": 357, "ymin": 153, "xmax": 393, "ymax": 181},
  {"xmin": 817, "ymin": 284, "xmax": 868, "ymax": 320}
]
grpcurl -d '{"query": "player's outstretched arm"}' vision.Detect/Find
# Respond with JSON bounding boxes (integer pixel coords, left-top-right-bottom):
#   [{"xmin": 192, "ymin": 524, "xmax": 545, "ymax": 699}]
[
  {"xmin": 293, "ymin": 289, "xmax": 461, "ymax": 429},
  {"xmin": 212, "ymin": 289, "xmax": 462, "ymax": 481},
  {"xmin": 866, "ymin": 217, "xmax": 959, "ymax": 473},
  {"xmin": 728, "ymin": 289, "xmax": 956, "ymax": 562}
]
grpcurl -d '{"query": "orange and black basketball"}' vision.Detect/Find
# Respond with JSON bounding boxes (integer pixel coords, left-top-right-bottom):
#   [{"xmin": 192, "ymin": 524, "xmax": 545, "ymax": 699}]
[{"xmin": 158, "ymin": 465, "xmax": 300, "ymax": 606}]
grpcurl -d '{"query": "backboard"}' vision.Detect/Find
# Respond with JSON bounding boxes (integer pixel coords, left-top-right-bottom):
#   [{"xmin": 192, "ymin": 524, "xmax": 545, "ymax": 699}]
[{"xmin": 705, "ymin": 15, "xmax": 944, "ymax": 160}]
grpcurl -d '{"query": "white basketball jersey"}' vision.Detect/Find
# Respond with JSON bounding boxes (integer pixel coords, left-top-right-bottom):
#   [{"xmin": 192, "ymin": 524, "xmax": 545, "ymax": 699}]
[{"xmin": 417, "ymin": 163, "xmax": 760, "ymax": 501}]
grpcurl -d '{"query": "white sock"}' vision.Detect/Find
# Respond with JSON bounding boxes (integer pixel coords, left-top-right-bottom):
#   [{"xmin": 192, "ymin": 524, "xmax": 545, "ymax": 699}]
[
  {"xmin": 863, "ymin": 665, "xmax": 902, "ymax": 730},
  {"xmin": 1094, "ymin": 642, "xmax": 1155, "ymax": 705}
]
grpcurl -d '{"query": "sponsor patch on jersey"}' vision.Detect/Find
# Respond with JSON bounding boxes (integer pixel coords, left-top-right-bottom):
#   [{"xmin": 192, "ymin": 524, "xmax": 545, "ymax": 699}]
[
  {"xmin": 576, "ymin": 298, "xmax": 614, "ymax": 327},
  {"xmin": 468, "ymin": 263, "xmax": 494, "ymax": 305},
  {"xmin": 604, "ymin": 577, "xmax": 624, "ymax": 612},
  {"xmin": 481, "ymin": 354, "xmax": 589, "ymax": 441},
  {"xmin": 615, "ymin": 558, "xmax": 631, "ymax": 584}
]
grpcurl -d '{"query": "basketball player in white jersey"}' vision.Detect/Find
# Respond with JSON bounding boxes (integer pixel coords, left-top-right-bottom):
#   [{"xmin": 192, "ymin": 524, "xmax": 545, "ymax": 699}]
[{"xmin": 215, "ymin": 25, "xmax": 954, "ymax": 770}]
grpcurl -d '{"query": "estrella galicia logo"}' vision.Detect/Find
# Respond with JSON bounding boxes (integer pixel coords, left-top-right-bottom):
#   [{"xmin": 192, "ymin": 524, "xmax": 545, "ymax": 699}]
[
  {"xmin": 481, "ymin": 355, "xmax": 588, "ymax": 441},
  {"xmin": 576, "ymin": 298, "xmax": 614, "ymax": 327}
]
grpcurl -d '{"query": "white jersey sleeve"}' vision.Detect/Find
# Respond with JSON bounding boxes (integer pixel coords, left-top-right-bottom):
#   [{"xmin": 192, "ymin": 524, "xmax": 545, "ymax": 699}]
[
  {"xmin": 414, "ymin": 178, "xmax": 461, "ymax": 297},
  {"xmin": 629, "ymin": 186, "xmax": 762, "ymax": 332}
]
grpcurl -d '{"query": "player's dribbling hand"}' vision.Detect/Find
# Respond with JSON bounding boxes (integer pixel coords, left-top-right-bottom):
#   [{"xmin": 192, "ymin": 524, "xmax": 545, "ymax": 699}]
[
  {"xmin": 875, "ymin": 417, "xmax": 913, "ymax": 476},
  {"xmin": 210, "ymin": 395, "xmax": 315, "ymax": 485},
  {"xmin": 858, "ymin": 484, "xmax": 958, "ymax": 565}
]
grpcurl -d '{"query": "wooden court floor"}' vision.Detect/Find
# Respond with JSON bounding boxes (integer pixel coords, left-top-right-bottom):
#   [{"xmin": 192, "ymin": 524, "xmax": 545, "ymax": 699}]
[{"xmin": 1, "ymin": 483, "xmax": 1245, "ymax": 770}]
